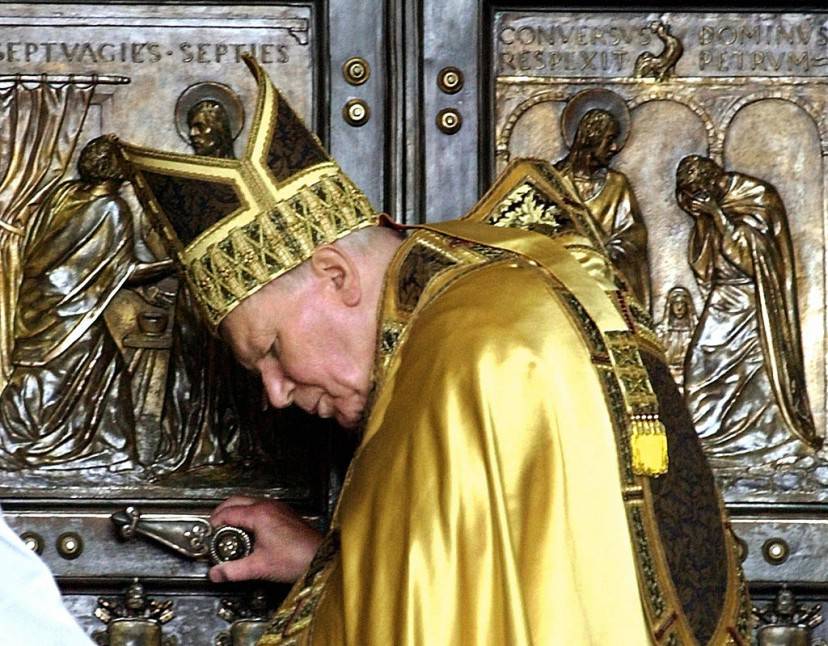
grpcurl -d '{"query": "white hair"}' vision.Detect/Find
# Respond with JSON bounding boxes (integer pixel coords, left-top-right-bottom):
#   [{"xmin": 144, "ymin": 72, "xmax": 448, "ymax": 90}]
[{"xmin": 270, "ymin": 225, "xmax": 404, "ymax": 294}]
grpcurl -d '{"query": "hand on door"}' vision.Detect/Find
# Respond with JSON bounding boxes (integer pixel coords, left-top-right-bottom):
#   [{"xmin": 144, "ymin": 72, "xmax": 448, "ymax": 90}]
[{"xmin": 208, "ymin": 496, "xmax": 322, "ymax": 583}]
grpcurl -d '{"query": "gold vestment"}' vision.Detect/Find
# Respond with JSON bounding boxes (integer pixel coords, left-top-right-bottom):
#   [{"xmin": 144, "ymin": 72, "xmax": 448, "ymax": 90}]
[
  {"xmin": 260, "ymin": 183, "xmax": 749, "ymax": 644},
  {"xmin": 557, "ymin": 166, "xmax": 651, "ymax": 311}
]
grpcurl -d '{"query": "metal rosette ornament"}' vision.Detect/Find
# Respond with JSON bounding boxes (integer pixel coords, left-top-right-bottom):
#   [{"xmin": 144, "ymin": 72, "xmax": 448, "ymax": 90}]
[{"xmin": 209, "ymin": 525, "xmax": 254, "ymax": 564}]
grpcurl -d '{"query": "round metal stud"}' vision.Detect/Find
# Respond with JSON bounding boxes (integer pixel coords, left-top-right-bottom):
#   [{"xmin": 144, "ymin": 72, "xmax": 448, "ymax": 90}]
[
  {"xmin": 342, "ymin": 56, "xmax": 370, "ymax": 86},
  {"xmin": 733, "ymin": 533, "xmax": 748, "ymax": 563},
  {"xmin": 437, "ymin": 66, "xmax": 464, "ymax": 94},
  {"xmin": 19, "ymin": 531, "xmax": 44, "ymax": 555},
  {"xmin": 57, "ymin": 531, "xmax": 83, "ymax": 560},
  {"xmin": 343, "ymin": 99, "xmax": 370, "ymax": 127},
  {"xmin": 436, "ymin": 108, "xmax": 462, "ymax": 135},
  {"xmin": 762, "ymin": 538, "xmax": 790, "ymax": 565},
  {"xmin": 209, "ymin": 526, "xmax": 253, "ymax": 564}
]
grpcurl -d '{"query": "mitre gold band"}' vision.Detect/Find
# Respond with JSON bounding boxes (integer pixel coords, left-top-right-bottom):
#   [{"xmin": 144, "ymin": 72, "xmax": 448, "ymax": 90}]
[{"xmin": 186, "ymin": 166, "xmax": 378, "ymax": 328}]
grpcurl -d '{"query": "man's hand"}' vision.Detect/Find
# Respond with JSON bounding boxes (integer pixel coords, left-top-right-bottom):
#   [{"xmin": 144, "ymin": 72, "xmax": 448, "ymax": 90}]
[
  {"xmin": 208, "ymin": 496, "xmax": 323, "ymax": 584},
  {"xmin": 676, "ymin": 190, "xmax": 721, "ymax": 217},
  {"xmin": 676, "ymin": 188, "xmax": 699, "ymax": 216},
  {"xmin": 687, "ymin": 192, "xmax": 721, "ymax": 217}
]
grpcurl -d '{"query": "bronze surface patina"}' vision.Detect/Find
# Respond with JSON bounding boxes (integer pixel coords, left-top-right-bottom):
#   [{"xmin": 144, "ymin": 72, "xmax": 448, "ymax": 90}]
[
  {"xmin": 1, "ymin": 3, "xmax": 828, "ymax": 644},
  {"xmin": 0, "ymin": 4, "xmax": 331, "ymax": 643},
  {"xmin": 675, "ymin": 154, "xmax": 822, "ymax": 478},
  {"xmin": 554, "ymin": 88, "xmax": 652, "ymax": 310},
  {"xmin": 495, "ymin": 10, "xmax": 828, "ymax": 503},
  {"xmin": 492, "ymin": 10, "xmax": 828, "ymax": 641}
]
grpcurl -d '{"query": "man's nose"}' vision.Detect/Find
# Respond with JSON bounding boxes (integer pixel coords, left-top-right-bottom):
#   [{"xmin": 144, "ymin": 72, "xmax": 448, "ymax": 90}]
[{"xmin": 262, "ymin": 374, "xmax": 295, "ymax": 409}]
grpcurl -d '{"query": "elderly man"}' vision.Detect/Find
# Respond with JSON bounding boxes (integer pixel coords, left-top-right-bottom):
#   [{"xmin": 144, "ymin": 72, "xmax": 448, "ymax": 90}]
[{"xmin": 121, "ymin": 57, "xmax": 749, "ymax": 645}]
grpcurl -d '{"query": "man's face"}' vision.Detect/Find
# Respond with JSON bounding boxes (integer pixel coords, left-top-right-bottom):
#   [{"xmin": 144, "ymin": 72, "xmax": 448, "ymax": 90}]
[
  {"xmin": 220, "ymin": 275, "xmax": 374, "ymax": 429},
  {"xmin": 677, "ymin": 158, "xmax": 724, "ymax": 203},
  {"xmin": 592, "ymin": 121, "xmax": 619, "ymax": 166},
  {"xmin": 188, "ymin": 106, "xmax": 226, "ymax": 157},
  {"xmin": 679, "ymin": 175, "xmax": 711, "ymax": 202}
]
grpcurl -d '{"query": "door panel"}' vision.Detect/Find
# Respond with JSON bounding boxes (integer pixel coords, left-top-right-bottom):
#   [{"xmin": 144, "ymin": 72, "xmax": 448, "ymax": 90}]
[
  {"xmin": 0, "ymin": 1, "xmax": 381, "ymax": 643},
  {"xmin": 476, "ymin": 3, "xmax": 828, "ymax": 641},
  {"xmin": 3, "ymin": 1, "xmax": 828, "ymax": 643}
]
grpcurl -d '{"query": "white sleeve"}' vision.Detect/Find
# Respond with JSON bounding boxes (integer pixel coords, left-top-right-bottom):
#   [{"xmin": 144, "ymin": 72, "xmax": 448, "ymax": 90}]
[{"xmin": 0, "ymin": 511, "xmax": 93, "ymax": 645}]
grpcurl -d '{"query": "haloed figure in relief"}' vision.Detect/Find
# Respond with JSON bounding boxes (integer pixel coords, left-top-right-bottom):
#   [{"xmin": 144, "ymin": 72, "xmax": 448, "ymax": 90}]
[
  {"xmin": 555, "ymin": 89, "xmax": 651, "ymax": 311},
  {"xmin": 0, "ymin": 136, "xmax": 140, "ymax": 471},
  {"xmin": 676, "ymin": 155, "xmax": 821, "ymax": 470},
  {"xmin": 150, "ymin": 85, "xmax": 249, "ymax": 476}
]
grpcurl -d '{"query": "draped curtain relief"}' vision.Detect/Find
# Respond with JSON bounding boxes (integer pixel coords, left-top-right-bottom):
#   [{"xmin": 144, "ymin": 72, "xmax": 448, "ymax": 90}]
[{"xmin": 0, "ymin": 81, "xmax": 94, "ymax": 391}]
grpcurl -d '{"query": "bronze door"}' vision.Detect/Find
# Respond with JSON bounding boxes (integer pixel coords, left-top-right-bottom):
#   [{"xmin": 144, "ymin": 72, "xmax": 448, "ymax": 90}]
[
  {"xmin": 455, "ymin": 2, "xmax": 828, "ymax": 642},
  {"xmin": 0, "ymin": 2, "xmax": 383, "ymax": 643},
  {"xmin": 3, "ymin": 1, "xmax": 828, "ymax": 643}
]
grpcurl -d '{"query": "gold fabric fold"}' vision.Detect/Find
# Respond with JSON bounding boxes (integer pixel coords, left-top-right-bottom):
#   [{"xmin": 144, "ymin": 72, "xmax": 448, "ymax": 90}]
[
  {"xmin": 421, "ymin": 220, "xmax": 668, "ymax": 478},
  {"xmin": 262, "ymin": 232, "xmax": 652, "ymax": 645}
]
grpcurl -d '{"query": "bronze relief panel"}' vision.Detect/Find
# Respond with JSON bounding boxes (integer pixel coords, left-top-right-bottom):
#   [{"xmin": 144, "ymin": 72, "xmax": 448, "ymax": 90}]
[
  {"xmin": 492, "ymin": 10, "xmax": 828, "ymax": 504},
  {"xmin": 0, "ymin": 3, "xmax": 326, "ymax": 493},
  {"xmin": 0, "ymin": 3, "xmax": 335, "ymax": 643}
]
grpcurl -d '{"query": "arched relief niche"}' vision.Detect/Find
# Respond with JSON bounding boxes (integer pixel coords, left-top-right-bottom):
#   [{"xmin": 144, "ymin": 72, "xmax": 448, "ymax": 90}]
[
  {"xmin": 724, "ymin": 98, "xmax": 825, "ymax": 437},
  {"xmin": 501, "ymin": 98, "xmax": 566, "ymax": 170},
  {"xmin": 613, "ymin": 99, "xmax": 709, "ymax": 318}
]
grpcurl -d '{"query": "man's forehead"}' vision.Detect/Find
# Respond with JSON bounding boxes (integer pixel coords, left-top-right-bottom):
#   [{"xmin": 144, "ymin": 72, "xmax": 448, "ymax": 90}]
[{"xmin": 221, "ymin": 299, "xmax": 266, "ymax": 348}]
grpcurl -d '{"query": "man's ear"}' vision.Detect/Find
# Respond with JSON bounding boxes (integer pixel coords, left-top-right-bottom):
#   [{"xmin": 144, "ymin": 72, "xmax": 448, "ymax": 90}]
[{"xmin": 309, "ymin": 245, "xmax": 361, "ymax": 307}]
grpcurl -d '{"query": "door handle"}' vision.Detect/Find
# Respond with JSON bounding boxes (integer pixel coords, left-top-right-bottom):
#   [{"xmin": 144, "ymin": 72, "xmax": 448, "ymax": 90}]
[{"xmin": 111, "ymin": 506, "xmax": 253, "ymax": 564}]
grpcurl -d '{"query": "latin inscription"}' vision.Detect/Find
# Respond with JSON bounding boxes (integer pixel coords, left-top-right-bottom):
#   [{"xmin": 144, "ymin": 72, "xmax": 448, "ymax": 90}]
[
  {"xmin": 496, "ymin": 12, "xmax": 828, "ymax": 77},
  {"xmin": 0, "ymin": 41, "xmax": 291, "ymax": 65},
  {"xmin": 0, "ymin": 4, "xmax": 316, "ymax": 151}
]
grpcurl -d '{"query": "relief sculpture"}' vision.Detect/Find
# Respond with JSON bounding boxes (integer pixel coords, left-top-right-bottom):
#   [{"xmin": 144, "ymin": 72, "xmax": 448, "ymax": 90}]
[
  {"xmin": 495, "ymin": 10, "xmax": 828, "ymax": 502},
  {"xmin": 148, "ymin": 83, "xmax": 249, "ymax": 478},
  {"xmin": 0, "ymin": 136, "xmax": 158, "ymax": 473},
  {"xmin": 554, "ymin": 89, "xmax": 652, "ymax": 311},
  {"xmin": 676, "ymin": 155, "xmax": 822, "ymax": 473},
  {"xmin": 0, "ymin": 78, "xmax": 275, "ymax": 485},
  {"xmin": 0, "ymin": 5, "xmax": 323, "ymax": 642},
  {"xmin": 633, "ymin": 21, "xmax": 683, "ymax": 81},
  {"xmin": 0, "ymin": 77, "xmax": 100, "ymax": 395},
  {"xmin": 654, "ymin": 285, "xmax": 697, "ymax": 390}
]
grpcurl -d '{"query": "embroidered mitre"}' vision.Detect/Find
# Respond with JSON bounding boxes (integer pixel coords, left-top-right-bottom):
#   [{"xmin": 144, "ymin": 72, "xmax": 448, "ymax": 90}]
[{"xmin": 119, "ymin": 55, "xmax": 378, "ymax": 329}]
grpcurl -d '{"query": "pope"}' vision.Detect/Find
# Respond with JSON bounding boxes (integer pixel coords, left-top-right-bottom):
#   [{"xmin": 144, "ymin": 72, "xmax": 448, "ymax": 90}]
[{"xmin": 120, "ymin": 56, "xmax": 750, "ymax": 645}]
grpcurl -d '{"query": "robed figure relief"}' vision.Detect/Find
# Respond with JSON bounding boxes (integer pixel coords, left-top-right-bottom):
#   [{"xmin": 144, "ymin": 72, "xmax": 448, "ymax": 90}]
[
  {"xmin": 655, "ymin": 285, "xmax": 698, "ymax": 390},
  {"xmin": 0, "ymin": 137, "xmax": 143, "ymax": 471},
  {"xmin": 149, "ymin": 82, "xmax": 259, "ymax": 478},
  {"xmin": 0, "ymin": 81, "xmax": 263, "ymax": 480},
  {"xmin": 555, "ymin": 89, "xmax": 652, "ymax": 311},
  {"xmin": 675, "ymin": 155, "xmax": 821, "ymax": 470}
]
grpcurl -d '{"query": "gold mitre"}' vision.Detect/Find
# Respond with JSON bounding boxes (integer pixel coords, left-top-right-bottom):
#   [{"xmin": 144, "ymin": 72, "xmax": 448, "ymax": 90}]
[{"xmin": 119, "ymin": 55, "xmax": 378, "ymax": 329}]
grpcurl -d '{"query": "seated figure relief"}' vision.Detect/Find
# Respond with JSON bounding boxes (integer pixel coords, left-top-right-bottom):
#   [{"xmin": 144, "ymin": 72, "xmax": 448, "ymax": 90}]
[
  {"xmin": 676, "ymin": 154, "xmax": 822, "ymax": 474},
  {"xmin": 0, "ymin": 85, "xmax": 271, "ymax": 485},
  {"xmin": 0, "ymin": 136, "xmax": 165, "ymax": 473}
]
